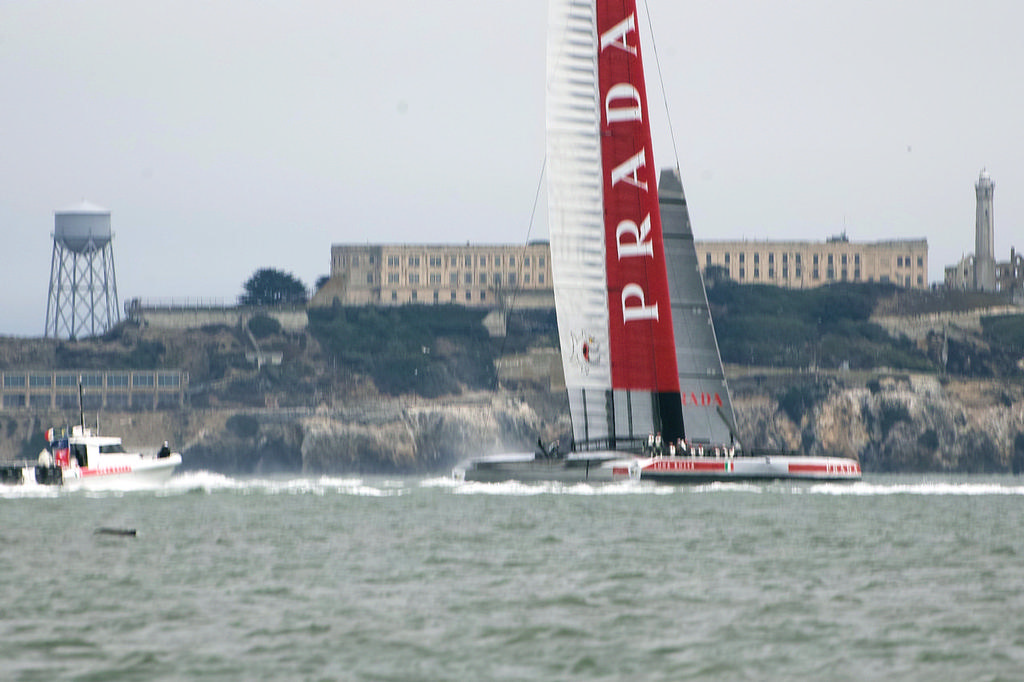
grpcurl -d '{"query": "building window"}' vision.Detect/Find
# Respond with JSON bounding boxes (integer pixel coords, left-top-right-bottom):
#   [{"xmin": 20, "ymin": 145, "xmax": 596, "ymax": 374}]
[
  {"xmin": 841, "ymin": 254, "xmax": 847, "ymax": 265},
  {"xmin": 480, "ymin": 291, "xmax": 486, "ymax": 301},
  {"xmin": 429, "ymin": 256, "xmax": 442, "ymax": 267},
  {"xmin": 827, "ymin": 267, "xmax": 835, "ymax": 280},
  {"xmin": 918, "ymin": 257, "xmax": 924, "ymax": 268},
  {"xmin": 524, "ymin": 274, "xmax": 531, "ymax": 284},
  {"xmin": 813, "ymin": 254, "xmax": 819, "ymax": 265},
  {"xmin": 433, "ymin": 291, "xmax": 439, "ymax": 303},
  {"xmin": 724, "ymin": 253, "xmax": 730, "ymax": 264},
  {"xmin": 429, "ymin": 273, "xmax": 441, "ymax": 284},
  {"xmin": 538, "ymin": 274, "xmax": 545, "ymax": 284},
  {"xmin": 479, "ymin": 274, "xmax": 487, "ymax": 284},
  {"xmin": 408, "ymin": 256, "xmax": 420, "ymax": 267},
  {"xmin": 509, "ymin": 256, "xmax": 515, "ymax": 267},
  {"xmin": 30, "ymin": 374, "xmax": 52, "ymax": 388},
  {"xmin": 795, "ymin": 254, "xmax": 801, "ymax": 265},
  {"xmin": 706, "ymin": 253, "xmax": 712, "ymax": 266},
  {"xmin": 539, "ymin": 257, "xmax": 545, "ymax": 267},
  {"xmin": 897, "ymin": 256, "xmax": 903, "ymax": 267},
  {"xmin": 392, "ymin": 291, "xmax": 398, "ymax": 301},
  {"xmin": 366, "ymin": 273, "xmax": 374, "ymax": 284},
  {"xmin": 493, "ymin": 273, "xmax": 502, "ymax": 285},
  {"xmin": 739, "ymin": 267, "xmax": 745, "ymax": 279},
  {"xmin": 813, "ymin": 268, "xmax": 820, "ymax": 280},
  {"xmin": 739, "ymin": 253, "xmax": 745, "ymax": 263},
  {"xmin": 450, "ymin": 273, "xmax": 459, "ymax": 285},
  {"xmin": 465, "ymin": 291, "xmax": 472, "ymax": 301},
  {"xmin": 754, "ymin": 267, "xmax": 760, "ymax": 278},
  {"xmin": 352, "ymin": 255, "xmax": 359, "ymax": 266},
  {"xmin": 795, "ymin": 266, "xmax": 802, "ymax": 278},
  {"xmin": 768, "ymin": 253, "xmax": 774, "ymax": 264},
  {"xmin": 524, "ymin": 257, "xmax": 531, "ymax": 266},
  {"xmin": 828, "ymin": 254, "xmax": 834, "ymax": 265},
  {"xmin": 387, "ymin": 255, "xmax": 399, "ymax": 267},
  {"xmin": 388, "ymin": 273, "xmax": 399, "ymax": 283},
  {"xmin": 508, "ymin": 273, "xmax": 517, "ymax": 285},
  {"xmin": 158, "ymin": 373, "xmax": 180, "ymax": 387},
  {"xmin": 408, "ymin": 273, "xmax": 420, "ymax": 284},
  {"xmin": 917, "ymin": 275, "xmax": 924, "ymax": 286},
  {"xmin": 841, "ymin": 268, "xmax": 848, "ymax": 280},
  {"xmin": 3, "ymin": 374, "xmax": 26, "ymax": 388},
  {"xmin": 855, "ymin": 254, "xmax": 861, "ymax": 265},
  {"xmin": 854, "ymin": 268, "xmax": 861, "ymax": 280},
  {"xmin": 768, "ymin": 268, "xmax": 774, "ymax": 278},
  {"xmin": 411, "ymin": 290, "xmax": 418, "ymax": 301},
  {"xmin": 465, "ymin": 273, "xmax": 473, "ymax": 284},
  {"xmin": 480, "ymin": 256, "xmax": 487, "ymax": 266},
  {"xmin": 754, "ymin": 253, "xmax": 760, "ymax": 264},
  {"xmin": 465, "ymin": 256, "xmax": 472, "ymax": 267},
  {"xmin": 451, "ymin": 291, "xmax": 457, "ymax": 301},
  {"xmin": 782, "ymin": 267, "xmax": 788, "ymax": 279},
  {"xmin": 133, "ymin": 373, "xmax": 155, "ymax": 388}
]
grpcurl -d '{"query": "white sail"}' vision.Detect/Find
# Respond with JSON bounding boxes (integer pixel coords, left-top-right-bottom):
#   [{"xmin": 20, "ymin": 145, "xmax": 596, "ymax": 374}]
[{"xmin": 547, "ymin": 0, "xmax": 613, "ymax": 443}]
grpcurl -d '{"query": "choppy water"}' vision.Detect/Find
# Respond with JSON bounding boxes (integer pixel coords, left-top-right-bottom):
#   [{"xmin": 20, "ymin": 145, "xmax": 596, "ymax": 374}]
[{"xmin": 2, "ymin": 473, "xmax": 1023, "ymax": 681}]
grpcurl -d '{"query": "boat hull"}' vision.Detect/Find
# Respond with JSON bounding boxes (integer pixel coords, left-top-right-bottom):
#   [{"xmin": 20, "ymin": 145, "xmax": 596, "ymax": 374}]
[
  {"xmin": 455, "ymin": 452, "xmax": 861, "ymax": 484},
  {"xmin": 622, "ymin": 454, "xmax": 861, "ymax": 482},
  {"xmin": 63, "ymin": 454, "xmax": 182, "ymax": 489}
]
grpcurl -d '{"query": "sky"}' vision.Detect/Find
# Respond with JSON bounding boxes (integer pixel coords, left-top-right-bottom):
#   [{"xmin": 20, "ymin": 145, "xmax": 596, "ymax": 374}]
[{"xmin": 2, "ymin": 0, "xmax": 1023, "ymax": 337}]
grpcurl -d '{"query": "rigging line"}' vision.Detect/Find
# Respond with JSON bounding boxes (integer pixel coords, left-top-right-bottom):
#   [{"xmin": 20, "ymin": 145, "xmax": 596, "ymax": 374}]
[
  {"xmin": 641, "ymin": 0, "xmax": 681, "ymax": 173},
  {"xmin": 495, "ymin": 154, "xmax": 548, "ymax": 377}
]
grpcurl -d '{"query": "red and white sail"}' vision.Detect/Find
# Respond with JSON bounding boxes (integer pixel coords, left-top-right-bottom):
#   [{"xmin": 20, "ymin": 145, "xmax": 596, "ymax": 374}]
[{"xmin": 547, "ymin": 0, "xmax": 683, "ymax": 449}]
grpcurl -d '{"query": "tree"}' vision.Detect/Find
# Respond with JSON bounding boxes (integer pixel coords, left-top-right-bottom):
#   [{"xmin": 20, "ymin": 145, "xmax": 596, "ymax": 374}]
[{"xmin": 239, "ymin": 268, "xmax": 308, "ymax": 306}]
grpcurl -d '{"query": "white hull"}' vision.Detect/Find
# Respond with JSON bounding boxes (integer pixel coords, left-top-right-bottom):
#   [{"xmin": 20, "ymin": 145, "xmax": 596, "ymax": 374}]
[
  {"xmin": 454, "ymin": 451, "xmax": 861, "ymax": 484},
  {"xmin": 11, "ymin": 453, "xmax": 182, "ymax": 489},
  {"xmin": 61, "ymin": 453, "xmax": 182, "ymax": 489}
]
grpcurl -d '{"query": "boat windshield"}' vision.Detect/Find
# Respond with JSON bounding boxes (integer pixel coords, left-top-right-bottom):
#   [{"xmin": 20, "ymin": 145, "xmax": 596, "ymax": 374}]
[{"xmin": 99, "ymin": 444, "xmax": 126, "ymax": 454}]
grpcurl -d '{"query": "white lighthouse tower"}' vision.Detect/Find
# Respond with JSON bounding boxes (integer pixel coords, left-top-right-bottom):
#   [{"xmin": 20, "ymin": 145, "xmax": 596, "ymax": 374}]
[{"xmin": 974, "ymin": 169, "xmax": 996, "ymax": 292}]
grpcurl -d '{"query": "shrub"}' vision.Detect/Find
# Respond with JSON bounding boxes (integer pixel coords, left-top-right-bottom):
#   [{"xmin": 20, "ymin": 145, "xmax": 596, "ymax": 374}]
[{"xmin": 248, "ymin": 314, "xmax": 282, "ymax": 339}]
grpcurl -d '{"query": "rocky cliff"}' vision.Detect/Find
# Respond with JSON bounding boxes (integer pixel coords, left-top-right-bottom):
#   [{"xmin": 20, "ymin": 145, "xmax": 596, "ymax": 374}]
[{"xmin": 3, "ymin": 374, "xmax": 1022, "ymax": 475}]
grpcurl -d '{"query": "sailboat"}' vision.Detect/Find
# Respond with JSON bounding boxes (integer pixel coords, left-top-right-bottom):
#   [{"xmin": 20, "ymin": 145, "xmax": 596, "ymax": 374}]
[{"xmin": 454, "ymin": 0, "xmax": 860, "ymax": 483}]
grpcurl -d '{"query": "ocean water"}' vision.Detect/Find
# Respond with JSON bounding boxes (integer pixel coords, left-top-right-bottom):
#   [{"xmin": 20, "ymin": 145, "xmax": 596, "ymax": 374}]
[{"xmin": 1, "ymin": 474, "xmax": 1022, "ymax": 681}]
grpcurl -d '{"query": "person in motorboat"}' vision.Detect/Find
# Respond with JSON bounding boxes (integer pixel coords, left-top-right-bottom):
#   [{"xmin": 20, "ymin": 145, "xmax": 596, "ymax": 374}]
[{"xmin": 157, "ymin": 441, "xmax": 171, "ymax": 459}]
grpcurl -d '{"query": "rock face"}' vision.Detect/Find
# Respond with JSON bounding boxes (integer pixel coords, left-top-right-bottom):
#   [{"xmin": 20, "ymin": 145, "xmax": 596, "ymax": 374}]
[
  {"xmin": 735, "ymin": 375, "xmax": 1024, "ymax": 473},
  {"xmin": 3, "ymin": 375, "xmax": 1021, "ymax": 475},
  {"xmin": 175, "ymin": 395, "xmax": 548, "ymax": 475}
]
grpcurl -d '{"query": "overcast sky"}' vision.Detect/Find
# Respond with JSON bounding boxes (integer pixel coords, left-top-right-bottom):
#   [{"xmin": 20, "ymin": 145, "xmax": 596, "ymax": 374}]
[{"xmin": 2, "ymin": 0, "xmax": 1022, "ymax": 337}]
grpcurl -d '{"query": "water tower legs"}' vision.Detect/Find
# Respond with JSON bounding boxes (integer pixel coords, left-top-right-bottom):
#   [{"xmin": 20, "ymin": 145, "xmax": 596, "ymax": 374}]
[{"xmin": 44, "ymin": 239, "xmax": 120, "ymax": 339}]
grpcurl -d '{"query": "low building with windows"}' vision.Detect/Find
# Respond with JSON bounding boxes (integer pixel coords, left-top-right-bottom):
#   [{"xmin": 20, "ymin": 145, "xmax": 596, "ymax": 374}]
[
  {"xmin": 0, "ymin": 369, "xmax": 188, "ymax": 412},
  {"xmin": 694, "ymin": 235, "xmax": 929, "ymax": 289},
  {"xmin": 312, "ymin": 242, "xmax": 554, "ymax": 308}
]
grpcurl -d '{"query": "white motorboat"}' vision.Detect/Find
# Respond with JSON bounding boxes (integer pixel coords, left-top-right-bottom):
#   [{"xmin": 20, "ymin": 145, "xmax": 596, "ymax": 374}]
[{"xmin": 1, "ymin": 424, "xmax": 181, "ymax": 489}]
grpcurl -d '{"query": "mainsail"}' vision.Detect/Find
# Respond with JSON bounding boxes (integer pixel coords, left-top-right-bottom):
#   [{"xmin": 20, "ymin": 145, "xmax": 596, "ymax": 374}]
[{"xmin": 547, "ymin": 0, "xmax": 683, "ymax": 450}]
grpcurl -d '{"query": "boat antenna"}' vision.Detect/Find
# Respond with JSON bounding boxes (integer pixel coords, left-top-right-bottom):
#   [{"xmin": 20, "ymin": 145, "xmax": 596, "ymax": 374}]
[
  {"xmin": 78, "ymin": 379, "xmax": 85, "ymax": 429},
  {"xmin": 641, "ymin": 0, "xmax": 681, "ymax": 172}
]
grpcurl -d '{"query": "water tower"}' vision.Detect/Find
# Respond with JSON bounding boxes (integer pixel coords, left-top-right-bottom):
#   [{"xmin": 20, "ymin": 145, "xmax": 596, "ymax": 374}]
[{"xmin": 43, "ymin": 201, "xmax": 121, "ymax": 339}]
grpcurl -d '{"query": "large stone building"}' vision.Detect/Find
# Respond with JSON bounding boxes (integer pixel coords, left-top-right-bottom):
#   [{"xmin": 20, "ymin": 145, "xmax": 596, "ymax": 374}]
[
  {"xmin": 313, "ymin": 242, "xmax": 554, "ymax": 308},
  {"xmin": 317, "ymin": 234, "xmax": 930, "ymax": 310},
  {"xmin": 694, "ymin": 235, "xmax": 929, "ymax": 289}
]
